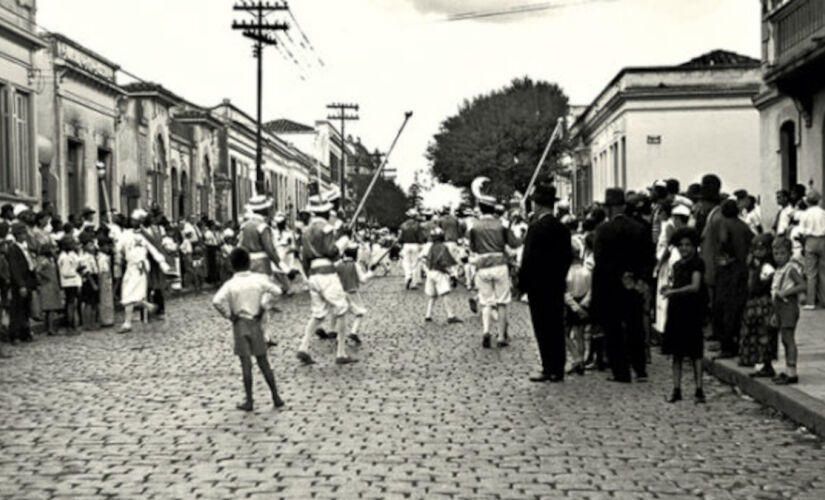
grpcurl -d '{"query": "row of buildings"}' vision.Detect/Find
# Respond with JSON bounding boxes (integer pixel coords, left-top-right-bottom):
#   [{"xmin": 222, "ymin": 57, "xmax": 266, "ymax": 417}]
[
  {"xmin": 561, "ymin": 0, "xmax": 825, "ymax": 223},
  {"xmin": 1, "ymin": 0, "xmax": 377, "ymax": 223}
]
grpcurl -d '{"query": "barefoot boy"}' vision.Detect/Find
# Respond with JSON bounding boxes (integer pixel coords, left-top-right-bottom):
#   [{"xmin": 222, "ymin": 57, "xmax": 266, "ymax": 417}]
[{"xmin": 212, "ymin": 248, "xmax": 285, "ymax": 411}]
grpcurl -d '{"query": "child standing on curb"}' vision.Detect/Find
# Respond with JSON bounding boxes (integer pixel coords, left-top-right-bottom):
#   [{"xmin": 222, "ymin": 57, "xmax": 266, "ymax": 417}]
[
  {"xmin": 770, "ymin": 236, "xmax": 806, "ymax": 385},
  {"xmin": 423, "ymin": 228, "xmax": 463, "ymax": 325},
  {"xmin": 57, "ymin": 235, "xmax": 82, "ymax": 336},
  {"xmin": 212, "ymin": 248, "xmax": 285, "ymax": 412}
]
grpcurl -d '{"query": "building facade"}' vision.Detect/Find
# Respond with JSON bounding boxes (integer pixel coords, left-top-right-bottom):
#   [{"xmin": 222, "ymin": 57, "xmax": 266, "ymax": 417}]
[
  {"xmin": 0, "ymin": 0, "xmax": 45, "ymax": 206},
  {"xmin": 756, "ymin": 0, "xmax": 825, "ymax": 223},
  {"xmin": 36, "ymin": 33, "xmax": 123, "ymax": 221},
  {"xmin": 117, "ymin": 83, "xmax": 220, "ymax": 220},
  {"xmin": 569, "ymin": 50, "xmax": 762, "ymax": 212}
]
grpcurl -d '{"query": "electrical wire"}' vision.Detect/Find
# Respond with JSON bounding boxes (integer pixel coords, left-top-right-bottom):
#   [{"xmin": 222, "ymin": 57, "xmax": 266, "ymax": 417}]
[{"xmin": 446, "ymin": 0, "xmax": 617, "ymax": 22}]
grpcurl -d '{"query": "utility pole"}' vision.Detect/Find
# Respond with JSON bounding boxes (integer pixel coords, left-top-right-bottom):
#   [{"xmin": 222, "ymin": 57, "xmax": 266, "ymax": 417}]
[
  {"xmin": 326, "ymin": 102, "xmax": 359, "ymax": 210},
  {"xmin": 232, "ymin": 1, "xmax": 289, "ymax": 196}
]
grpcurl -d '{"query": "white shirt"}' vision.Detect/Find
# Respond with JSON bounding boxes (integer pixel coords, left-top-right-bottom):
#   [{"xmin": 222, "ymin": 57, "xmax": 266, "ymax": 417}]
[
  {"xmin": 744, "ymin": 207, "xmax": 762, "ymax": 234},
  {"xmin": 799, "ymin": 205, "xmax": 825, "ymax": 237},
  {"xmin": 212, "ymin": 271, "xmax": 282, "ymax": 320},
  {"xmin": 776, "ymin": 205, "xmax": 794, "ymax": 236}
]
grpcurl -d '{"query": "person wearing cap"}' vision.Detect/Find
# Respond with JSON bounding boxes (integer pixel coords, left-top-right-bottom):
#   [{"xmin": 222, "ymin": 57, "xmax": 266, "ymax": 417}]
[
  {"xmin": 469, "ymin": 185, "xmax": 521, "ymax": 349},
  {"xmin": 654, "ymin": 203, "xmax": 692, "ymax": 335},
  {"xmin": 592, "ymin": 187, "xmax": 655, "ymax": 383},
  {"xmin": 296, "ymin": 195, "xmax": 357, "ymax": 365},
  {"xmin": 519, "ymin": 180, "xmax": 572, "ymax": 382},
  {"xmin": 799, "ymin": 189, "xmax": 825, "ymax": 309},
  {"xmin": 398, "ymin": 208, "xmax": 423, "ymax": 290},
  {"xmin": 6, "ymin": 222, "xmax": 36, "ymax": 342}
]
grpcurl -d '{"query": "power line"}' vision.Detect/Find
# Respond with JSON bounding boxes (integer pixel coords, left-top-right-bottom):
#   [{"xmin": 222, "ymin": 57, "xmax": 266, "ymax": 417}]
[
  {"xmin": 446, "ymin": 0, "xmax": 617, "ymax": 22},
  {"xmin": 287, "ymin": 6, "xmax": 326, "ymax": 67}
]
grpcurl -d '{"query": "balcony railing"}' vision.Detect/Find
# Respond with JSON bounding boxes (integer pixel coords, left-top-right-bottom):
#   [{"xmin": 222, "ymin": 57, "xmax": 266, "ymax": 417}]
[{"xmin": 773, "ymin": 0, "xmax": 825, "ymax": 61}]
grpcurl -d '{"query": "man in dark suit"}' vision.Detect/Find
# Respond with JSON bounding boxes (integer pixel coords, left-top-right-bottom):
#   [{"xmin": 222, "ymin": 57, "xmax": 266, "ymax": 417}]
[
  {"xmin": 7, "ymin": 222, "xmax": 37, "ymax": 343},
  {"xmin": 592, "ymin": 188, "xmax": 655, "ymax": 383},
  {"xmin": 518, "ymin": 180, "xmax": 573, "ymax": 382}
]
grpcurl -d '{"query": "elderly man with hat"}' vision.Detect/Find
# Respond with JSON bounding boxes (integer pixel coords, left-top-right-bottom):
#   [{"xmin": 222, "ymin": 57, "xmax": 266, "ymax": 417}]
[
  {"xmin": 800, "ymin": 189, "xmax": 825, "ymax": 309},
  {"xmin": 398, "ymin": 208, "xmax": 423, "ymax": 290},
  {"xmin": 468, "ymin": 177, "xmax": 521, "ymax": 349},
  {"xmin": 6, "ymin": 221, "xmax": 37, "ymax": 342},
  {"xmin": 592, "ymin": 187, "xmax": 655, "ymax": 383},
  {"xmin": 296, "ymin": 195, "xmax": 356, "ymax": 365},
  {"xmin": 518, "ymin": 179, "xmax": 572, "ymax": 382}
]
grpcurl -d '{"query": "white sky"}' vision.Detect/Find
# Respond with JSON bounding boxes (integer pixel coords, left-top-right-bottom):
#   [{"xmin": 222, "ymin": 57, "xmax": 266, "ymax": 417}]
[{"xmin": 38, "ymin": 0, "xmax": 761, "ymax": 207}]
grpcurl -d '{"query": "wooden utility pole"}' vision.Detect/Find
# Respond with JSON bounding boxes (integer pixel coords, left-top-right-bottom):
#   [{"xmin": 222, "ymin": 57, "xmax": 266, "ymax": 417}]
[
  {"xmin": 326, "ymin": 102, "xmax": 359, "ymax": 209},
  {"xmin": 232, "ymin": 1, "xmax": 289, "ymax": 196}
]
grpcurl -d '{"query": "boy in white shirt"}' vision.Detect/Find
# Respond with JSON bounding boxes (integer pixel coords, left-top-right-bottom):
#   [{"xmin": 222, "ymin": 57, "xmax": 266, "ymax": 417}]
[{"xmin": 212, "ymin": 248, "xmax": 285, "ymax": 412}]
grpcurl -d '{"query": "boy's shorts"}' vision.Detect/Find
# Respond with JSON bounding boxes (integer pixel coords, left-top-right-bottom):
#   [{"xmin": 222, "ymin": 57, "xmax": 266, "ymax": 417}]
[
  {"xmin": 233, "ymin": 318, "xmax": 267, "ymax": 357},
  {"xmin": 425, "ymin": 269, "xmax": 451, "ymax": 297}
]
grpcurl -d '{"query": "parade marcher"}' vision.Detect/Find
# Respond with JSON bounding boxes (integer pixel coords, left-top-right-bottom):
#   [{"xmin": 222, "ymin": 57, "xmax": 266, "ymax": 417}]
[
  {"xmin": 296, "ymin": 195, "xmax": 357, "ymax": 365},
  {"xmin": 399, "ymin": 209, "xmax": 422, "ymax": 290},
  {"xmin": 139, "ymin": 206, "xmax": 172, "ymax": 318},
  {"xmin": 422, "ymin": 228, "xmax": 462, "ymax": 324},
  {"xmin": 238, "ymin": 195, "xmax": 291, "ymax": 293},
  {"xmin": 335, "ymin": 241, "xmax": 375, "ymax": 344},
  {"xmin": 661, "ymin": 227, "xmax": 707, "ymax": 403},
  {"xmin": 519, "ymin": 179, "xmax": 572, "ymax": 382},
  {"xmin": 592, "ymin": 188, "xmax": 655, "ymax": 383},
  {"xmin": 437, "ymin": 207, "xmax": 463, "ymax": 285},
  {"xmin": 212, "ymin": 247, "xmax": 285, "ymax": 412},
  {"xmin": 469, "ymin": 177, "xmax": 521, "ymax": 349}
]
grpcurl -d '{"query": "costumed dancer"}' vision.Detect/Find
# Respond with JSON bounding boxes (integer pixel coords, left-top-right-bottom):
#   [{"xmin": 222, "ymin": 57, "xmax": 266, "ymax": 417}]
[
  {"xmin": 468, "ymin": 177, "xmax": 521, "ymax": 348},
  {"xmin": 296, "ymin": 195, "xmax": 357, "ymax": 365},
  {"xmin": 398, "ymin": 209, "xmax": 422, "ymax": 290},
  {"xmin": 437, "ymin": 207, "xmax": 464, "ymax": 287},
  {"xmin": 422, "ymin": 227, "xmax": 463, "ymax": 324},
  {"xmin": 335, "ymin": 241, "xmax": 375, "ymax": 345},
  {"xmin": 238, "ymin": 195, "xmax": 290, "ymax": 292}
]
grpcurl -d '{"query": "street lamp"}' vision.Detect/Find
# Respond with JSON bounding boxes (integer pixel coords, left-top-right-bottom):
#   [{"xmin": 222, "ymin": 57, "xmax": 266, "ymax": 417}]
[{"xmin": 96, "ymin": 161, "xmax": 113, "ymax": 224}]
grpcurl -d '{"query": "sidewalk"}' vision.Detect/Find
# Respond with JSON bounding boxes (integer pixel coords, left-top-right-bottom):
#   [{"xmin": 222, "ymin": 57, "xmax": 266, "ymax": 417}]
[{"xmin": 705, "ymin": 309, "xmax": 825, "ymax": 437}]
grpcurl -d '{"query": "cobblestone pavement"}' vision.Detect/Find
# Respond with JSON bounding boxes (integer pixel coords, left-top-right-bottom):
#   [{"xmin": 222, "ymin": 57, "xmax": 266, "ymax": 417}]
[{"xmin": 2, "ymin": 275, "xmax": 825, "ymax": 499}]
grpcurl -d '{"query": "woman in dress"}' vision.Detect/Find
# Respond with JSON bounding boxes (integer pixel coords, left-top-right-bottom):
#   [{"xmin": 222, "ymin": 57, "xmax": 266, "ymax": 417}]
[
  {"xmin": 115, "ymin": 210, "xmax": 158, "ymax": 333},
  {"xmin": 33, "ymin": 212, "xmax": 62, "ymax": 336}
]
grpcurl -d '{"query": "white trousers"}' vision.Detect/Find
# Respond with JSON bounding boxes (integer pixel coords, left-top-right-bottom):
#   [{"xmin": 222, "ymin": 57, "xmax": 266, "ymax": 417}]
[{"xmin": 401, "ymin": 243, "xmax": 421, "ymax": 285}]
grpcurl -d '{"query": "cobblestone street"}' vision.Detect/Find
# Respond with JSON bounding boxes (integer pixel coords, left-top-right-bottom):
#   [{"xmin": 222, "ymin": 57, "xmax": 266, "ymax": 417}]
[{"xmin": 1, "ymin": 275, "xmax": 824, "ymax": 499}]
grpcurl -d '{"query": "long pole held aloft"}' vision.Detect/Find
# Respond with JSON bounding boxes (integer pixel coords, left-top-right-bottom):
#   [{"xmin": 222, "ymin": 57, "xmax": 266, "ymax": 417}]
[
  {"xmin": 524, "ymin": 117, "xmax": 565, "ymax": 202},
  {"xmin": 348, "ymin": 111, "xmax": 414, "ymax": 230}
]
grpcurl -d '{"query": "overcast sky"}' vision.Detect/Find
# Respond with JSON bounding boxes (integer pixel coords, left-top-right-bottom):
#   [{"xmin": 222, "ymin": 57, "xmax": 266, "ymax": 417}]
[{"xmin": 38, "ymin": 0, "xmax": 761, "ymax": 207}]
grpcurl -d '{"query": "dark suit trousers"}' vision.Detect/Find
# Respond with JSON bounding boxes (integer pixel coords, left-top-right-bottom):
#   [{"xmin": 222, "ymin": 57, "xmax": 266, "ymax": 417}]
[
  {"xmin": 528, "ymin": 292, "xmax": 565, "ymax": 378},
  {"xmin": 9, "ymin": 289, "xmax": 31, "ymax": 341},
  {"xmin": 602, "ymin": 288, "xmax": 646, "ymax": 381},
  {"xmin": 713, "ymin": 263, "xmax": 747, "ymax": 354}
]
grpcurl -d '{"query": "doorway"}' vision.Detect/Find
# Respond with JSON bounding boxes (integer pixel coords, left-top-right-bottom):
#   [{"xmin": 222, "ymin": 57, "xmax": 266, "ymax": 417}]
[
  {"xmin": 780, "ymin": 121, "xmax": 797, "ymax": 190},
  {"xmin": 66, "ymin": 140, "xmax": 84, "ymax": 217}
]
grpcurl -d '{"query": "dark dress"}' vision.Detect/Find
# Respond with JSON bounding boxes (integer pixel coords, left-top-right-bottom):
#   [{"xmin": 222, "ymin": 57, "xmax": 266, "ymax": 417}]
[
  {"xmin": 739, "ymin": 258, "xmax": 777, "ymax": 366},
  {"xmin": 662, "ymin": 255, "xmax": 706, "ymax": 360}
]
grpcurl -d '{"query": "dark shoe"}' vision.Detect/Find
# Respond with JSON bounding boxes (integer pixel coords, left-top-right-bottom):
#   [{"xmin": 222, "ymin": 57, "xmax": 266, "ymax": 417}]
[
  {"xmin": 482, "ymin": 334, "xmax": 491, "ymax": 349},
  {"xmin": 296, "ymin": 351, "xmax": 315, "ymax": 365},
  {"xmin": 749, "ymin": 365, "xmax": 776, "ymax": 378},
  {"xmin": 468, "ymin": 297, "xmax": 478, "ymax": 314},
  {"xmin": 327, "ymin": 331, "xmax": 338, "ymax": 339},
  {"xmin": 266, "ymin": 339, "xmax": 278, "ymax": 348},
  {"xmin": 773, "ymin": 373, "xmax": 799, "ymax": 385},
  {"xmin": 273, "ymin": 396, "xmax": 285, "ymax": 409},
  {"xmin": 529, "ymin": 373, "xmax": 563, "ymax": 383},
  {"xmin": 236, "ymin": 401, "xmax": 254, "ymax": 412},
  {"xmin": 667, "ymin": 388, "xmax": 682, "ymax": 403},
  {"xmin": 315, "ymin": 328, "xmax": 329, "ymax": 340},
  {"xmin": 607, "ymin": 376, "xmax": 632, "ymax": 383},
  {"xmin": 496, "ymin": 340, "xmax": 509, "ymax": 348},
  {"xmin": 447, "ymin": 317, "xmax": 463, "ymax": 324},
  {"xmin": 347, "ymin": 334, "xmax": 362, "ymax": 345},
  {"xmin": 450, "ymin": 276, "xmax": 458, "ymax": 288},
  {"xmin": 405, "ymin": 278, "xmax": 412, "ymax": 290},
  {"xmin": 335, "ymin": 356, "xmax": 359, "ymax": 365},
  {"xmin": 424, "ymin": 317, "xmax": 433, "ymax": 323},
  {"xmin": 694, "ymin": 388, "xmax": 706, "ymax": 404}
]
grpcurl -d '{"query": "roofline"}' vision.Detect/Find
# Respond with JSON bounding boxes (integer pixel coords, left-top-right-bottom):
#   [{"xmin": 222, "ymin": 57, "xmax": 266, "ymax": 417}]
[
  {"xmin": 42, "ymin": 32, "xmax": 121, "ymax": 71},
  {"xmin": 572, "ymin": 62, "xmax": 761, "ymax": 133}
]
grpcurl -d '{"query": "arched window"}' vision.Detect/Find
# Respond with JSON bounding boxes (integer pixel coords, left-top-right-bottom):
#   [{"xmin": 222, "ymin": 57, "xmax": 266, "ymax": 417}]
[
  {"xmin": 152, "ymin": 134, "xmax": 167, "ymax": 211},
  {"xmin": 779, "ymin": 121, "xmax": 797, "ymax": 190}
]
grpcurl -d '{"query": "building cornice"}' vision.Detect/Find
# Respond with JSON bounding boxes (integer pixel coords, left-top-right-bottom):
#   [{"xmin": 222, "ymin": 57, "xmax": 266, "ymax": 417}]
[{"xmin": 0, "ymin": 16, "xmax": 46, "ymax": 50}]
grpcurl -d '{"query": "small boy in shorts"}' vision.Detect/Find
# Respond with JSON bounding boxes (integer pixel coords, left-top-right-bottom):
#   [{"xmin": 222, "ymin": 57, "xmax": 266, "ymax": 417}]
[
  {"xmin": 422, "ymin": 228, "xmax": 462, "ymax": 324},
  {"xmin": 212, "ymin": 248, "xmax": 285, "ymax": 411}
]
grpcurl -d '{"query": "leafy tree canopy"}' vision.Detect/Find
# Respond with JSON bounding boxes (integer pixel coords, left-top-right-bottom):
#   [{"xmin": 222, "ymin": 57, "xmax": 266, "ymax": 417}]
[
  {"xmin": 351, "ymin": 174, "xmax": 410, "ymax": 230},
  {"xmin": 426, "ymin": 77, "xmax": 569, "ymax": 200}
]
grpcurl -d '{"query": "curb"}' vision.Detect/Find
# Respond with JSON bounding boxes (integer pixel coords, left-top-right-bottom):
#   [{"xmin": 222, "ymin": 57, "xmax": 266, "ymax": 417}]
[{"xmin": 704, "ymin": 357, "xmax": 825, "ymax": 438}]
